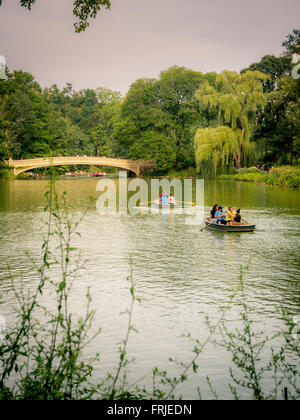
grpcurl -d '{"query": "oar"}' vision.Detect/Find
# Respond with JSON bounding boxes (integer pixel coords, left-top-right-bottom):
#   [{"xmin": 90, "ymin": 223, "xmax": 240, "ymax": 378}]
[
  {"xmin": 200, "ymin": 220, "xmax": 213, "ymax": 232},
  {"xmin": 176, "ymin": 200, "xmax": 196, "ymax": 206},
  {"xmin": 138, "ymin": 200, "xmax": 155, "ymax": 206},
  {"xmin": 241, "ymin": 216, "xmax": 250, "ymax": 225}
]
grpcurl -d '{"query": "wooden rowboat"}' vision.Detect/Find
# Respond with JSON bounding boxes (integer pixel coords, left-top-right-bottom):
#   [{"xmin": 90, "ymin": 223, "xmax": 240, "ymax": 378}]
[
  {"xmin": 153, "ymin": 200, "xmax": 177, "ymax": 209},
  {"xmin": 204, "ymin": 218, "xmax": 256, "ymax": 232}
]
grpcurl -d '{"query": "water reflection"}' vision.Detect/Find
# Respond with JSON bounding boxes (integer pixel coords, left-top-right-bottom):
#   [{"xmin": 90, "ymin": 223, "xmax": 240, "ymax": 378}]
[{"xmin": 0, "ymin": 177, "xmax": 299, "ymax": 398}]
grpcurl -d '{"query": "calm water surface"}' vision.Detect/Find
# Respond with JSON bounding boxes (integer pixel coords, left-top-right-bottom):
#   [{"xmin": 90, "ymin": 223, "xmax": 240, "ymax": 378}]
[{"xmin": 0, "ymin": 178, "xmax": 299, "ymax": 399}]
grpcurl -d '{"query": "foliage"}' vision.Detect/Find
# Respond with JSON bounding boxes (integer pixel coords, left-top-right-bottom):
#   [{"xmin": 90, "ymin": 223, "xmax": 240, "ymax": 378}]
[
  {"xmin": 246, "ymin": 166, "xmax": 261, "ymax": 173},
  {"xmin": 218, "ymin": 166, "xmax": 300, "ymax": 188},
  {"xmin": 241, "ymin": 55, "xmax": 291, "ymax": 92},
  {"xmin": 1, "ymin": 30, "xmax": 300, "ymax": 177},
  {"xmin": 0, "ymin": 0, "xmax": 111, "ymax": 33},
  {"xmin": 0, "ymin": 176, "xmax": 100, "ymax": 399},
  {"xmin": 0, "ymin": 181, "xmax": 299, "ymax": 399},
  {"xmin": 218, "ymin": 266, "xmax": 300, "ymax": 400},
  {"xmin": 156, "ymin": 66, "xmax": 207, "ymax": 169},
  {"xmin": 114, "ymin": 67, "xmax": 212, "ymax": 172},
  {"xmin": 2, "ymin": 234, "xmax": 299, "ymax": 399},
  {"xmin": 194, "ymin": 70, "xmax": 267, "ymax": 174},
  {"xmin": 113, "ymin": 78, "xmax": 176, "ymax": 172},
  {"xmin": 194, "ymin": 126, "xmax": 240, "ymax": 177},
  {"xmin": 254, "ymin": 76, "xmax": 300, "ymax": 165},
  {"xmin": 282, "ymin": 29, "xmax": 300, "ymax": 57},
  {"xmin": 250, "ymin": 29, "xmax": 300, "ymax": 167},
  {"xmin": 0, "ymin": 71, "xmax": 122, "ymax": 167}
]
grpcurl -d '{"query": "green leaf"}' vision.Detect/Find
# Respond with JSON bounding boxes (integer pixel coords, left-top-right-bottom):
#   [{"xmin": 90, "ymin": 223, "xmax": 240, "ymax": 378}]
[{"xmin": 58, "ymin": 281, "xmax": 66, "ymax": 291}]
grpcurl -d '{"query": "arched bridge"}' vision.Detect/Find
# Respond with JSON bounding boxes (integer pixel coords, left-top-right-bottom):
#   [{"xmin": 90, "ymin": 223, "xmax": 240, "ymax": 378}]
[{"xmin": 7, "ymin": 156, "xmax": 156, "ymax": 177}]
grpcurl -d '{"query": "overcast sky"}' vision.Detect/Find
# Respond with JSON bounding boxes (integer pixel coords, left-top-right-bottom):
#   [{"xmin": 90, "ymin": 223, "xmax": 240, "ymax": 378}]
[{"xmin": 0, "ymin": 0, "xmax": 299, "ymax": 93}]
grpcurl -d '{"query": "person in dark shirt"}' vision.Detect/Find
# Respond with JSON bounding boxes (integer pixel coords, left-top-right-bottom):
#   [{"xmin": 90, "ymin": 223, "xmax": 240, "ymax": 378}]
[{"xmin": 234, "ymin": 209, "xmax": 241, "ymax": 224}]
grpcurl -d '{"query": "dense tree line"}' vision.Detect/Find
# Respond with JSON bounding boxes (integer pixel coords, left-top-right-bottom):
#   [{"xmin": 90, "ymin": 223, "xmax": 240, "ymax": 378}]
[
  {"xmin": 240, "ymin": 29, "xmax": 300, "ymax": 168},
  {"xmin": 0, "ymin": 30, "xmax": 299, "ymax": 176},
  {"xmin": 0, "ymin": 66, "xmax": 218, "ymax": 172},
  {"xmin": 0, "ymin": 74, "xmax": 122, "ymax": 163}
]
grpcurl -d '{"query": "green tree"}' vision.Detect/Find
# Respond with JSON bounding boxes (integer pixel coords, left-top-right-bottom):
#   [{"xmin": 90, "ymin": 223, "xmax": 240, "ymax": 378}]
[
  {"xmin": 2, "ymin": 72, "xmax": 50, "ymax": 158},
  {"xmin": 91, "ymin": 88, "xmax": 122, "ymax": 157},
  {"xmin": 157, "ymin": 66, "xmax": 203, "ymax": 169},
  {"xmin": 114, "ymin": 78, "xmax": 176, "ymax": 171},
  {"xmin": 246, "ymin": 29, "xmax": 300, "ymax": 166},
  {"xmin": 254, "ymin": 76, "xmax": 300, "ymax": 165},
  {"xmin": 241, "ymin": 55, "xmax": 290, "ymax": 92},
  {"xmin": 282, "ymin": 29, "xmax": 300, "ymax": 57},
  {"xmin": 195, "ymin": 70, "xmax": 267, "ymax": 174}
]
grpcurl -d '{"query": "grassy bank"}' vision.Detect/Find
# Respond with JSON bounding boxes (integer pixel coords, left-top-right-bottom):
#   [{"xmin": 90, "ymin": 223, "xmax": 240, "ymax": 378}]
[
  {"xmin": 0, "ymin": 167, "xmax": 14, "ymax": 180},
  {"xmin": 218, "ymin": 166, "xmax": 300, "ymax": 188}
]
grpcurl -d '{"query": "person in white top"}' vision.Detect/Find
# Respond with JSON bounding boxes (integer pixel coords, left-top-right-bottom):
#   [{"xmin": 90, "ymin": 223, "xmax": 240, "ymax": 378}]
[{"xmin": 168, "ymin": 193, "xmax": 176, "ymax": 205}]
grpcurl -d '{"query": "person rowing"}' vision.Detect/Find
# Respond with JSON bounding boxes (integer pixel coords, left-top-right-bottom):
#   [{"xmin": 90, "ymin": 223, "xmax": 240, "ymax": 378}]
[{"xmin": 160, "ymin": 192, "xmax": 168, "ymax": 205}]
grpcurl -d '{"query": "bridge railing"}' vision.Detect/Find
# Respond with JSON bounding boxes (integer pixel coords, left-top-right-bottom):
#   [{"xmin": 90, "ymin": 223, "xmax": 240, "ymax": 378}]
[
  {"xmin": 7, "ymin": 156, "xmax": 155, "ymax": 169},
  {"xmin": 8, "ymin": 156, "xmax": 155, "ymax": 168}
]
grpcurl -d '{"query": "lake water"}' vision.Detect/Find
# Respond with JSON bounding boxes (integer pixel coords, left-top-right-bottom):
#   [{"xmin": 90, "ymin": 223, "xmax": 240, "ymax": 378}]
[{"xmin": 0, "ymin": 177, "xmax": 299, "ymax": 399}]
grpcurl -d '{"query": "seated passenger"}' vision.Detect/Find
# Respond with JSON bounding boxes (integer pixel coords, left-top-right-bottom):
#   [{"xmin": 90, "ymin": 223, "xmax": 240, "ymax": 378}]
[
  {"xmin": 161, "ymin": 192, "xmax": 168, "ymax": 205},
  {"xmin": 168, "ymin": 193, "xmax": 176, "ymax": 205},
  {"xmin": 234, "ymin": 209, "xmax": 241, "ymax": 224},
  {"xmin": 226, "ymin": 207, "xmax": 236, "ymax": 225},
  {"xmin": 210, "ymin": 204, "xmax": 219, "ymax": 222},
  {"xmin": 215, "ymin": 206, "xmax": 227, "ymax": 225}
]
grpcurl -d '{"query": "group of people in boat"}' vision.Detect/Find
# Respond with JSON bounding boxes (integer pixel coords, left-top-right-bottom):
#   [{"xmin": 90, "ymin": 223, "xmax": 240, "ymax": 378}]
[
  {"xmin": 209, "ymin": 205, "xmax": 241, "ymax": 225},
  {"xmin": 159, "ymin": 192, "xmax": 176, "ymax": 205}
]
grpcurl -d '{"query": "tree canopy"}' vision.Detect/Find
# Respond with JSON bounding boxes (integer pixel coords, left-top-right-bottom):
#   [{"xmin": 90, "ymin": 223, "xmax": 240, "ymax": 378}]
[
  {"xmin": 113, "ymin": 67, "xmax": 211, "ymax": 171},
  {"xmin": 0, "ymin": 70, "xmax": 122, "ymax": 162},
  {"xmin": 0, "ymin": 29, "xmax": 299, "ymax": 177},
  {"xmin": 241, "ymin": 55, "xmax": 290, "ymax": 92},
  {"xmin": 282, "ymin": 29, "xmax": 300, "ymax": 57},
  {"xmin": 194, "ymin": 70, "xmax": 267, "ymax": 173}
]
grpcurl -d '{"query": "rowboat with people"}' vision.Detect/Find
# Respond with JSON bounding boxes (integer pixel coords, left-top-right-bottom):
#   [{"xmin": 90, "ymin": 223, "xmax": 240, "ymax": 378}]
[
  {"xmin": 201, "ymin": 204, "xmax": 256, "ymax": 232},
  {"xmin": 203, "ymin": 218, "xmax": 256, "ymax": 232}
]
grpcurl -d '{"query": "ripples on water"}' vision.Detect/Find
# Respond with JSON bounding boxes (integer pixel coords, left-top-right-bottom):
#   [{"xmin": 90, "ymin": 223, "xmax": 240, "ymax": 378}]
[{"xmin": 0, "ymin": 178, "xmax": 299, "ymax": 399}]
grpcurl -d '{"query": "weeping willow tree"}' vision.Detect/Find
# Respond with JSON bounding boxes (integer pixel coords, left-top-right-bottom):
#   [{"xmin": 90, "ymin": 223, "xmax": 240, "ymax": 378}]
[{"xmin": 194, "ymin": 70, "xmax": 268, "ymax": 175}]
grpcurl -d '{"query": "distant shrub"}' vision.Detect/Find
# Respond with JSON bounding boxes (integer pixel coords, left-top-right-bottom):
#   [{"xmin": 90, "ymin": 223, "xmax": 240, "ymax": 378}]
[
  {"xmin": 218, "ymin": 166, "xmax": 300, "ymax": 188},
  {"xmin": 16, "ymin": 172, "xmax": 31, "ymax": 179},
  {"xmin": 228, "ymin": 167, "xmax": 238, "ymax": 175},
  {"xmin": 0, "ymin": 167, "xmax": 14, "ymax": 179},
  {"xmin": 247, "ymin": 167, "xmax": 261, "ymax": 173}
]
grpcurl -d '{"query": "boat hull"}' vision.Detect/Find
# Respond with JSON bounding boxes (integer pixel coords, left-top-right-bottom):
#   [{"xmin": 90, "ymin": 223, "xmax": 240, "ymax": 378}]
[
  {"xmin": 204, "ymin": 219, "xmax": 255, "ymax": 232},
  {"xmin": 153, "ymin": 200, "xmax": 177, "ymax": 209},
  {"xmin": 154, "ymin": 204, "xmax": 176, "ymax": 209}
]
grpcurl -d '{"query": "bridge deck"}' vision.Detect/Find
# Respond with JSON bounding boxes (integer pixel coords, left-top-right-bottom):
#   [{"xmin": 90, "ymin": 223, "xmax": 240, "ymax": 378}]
[{"xmin": 7, "ymin": 157, "xmax": 156, "ymax": 177}]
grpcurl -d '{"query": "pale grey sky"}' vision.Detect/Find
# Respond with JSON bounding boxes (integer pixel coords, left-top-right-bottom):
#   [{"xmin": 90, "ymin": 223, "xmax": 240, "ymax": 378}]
[{"xmin": 0, "ymin": 0, "xmax": 299, "ymax": 93}]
